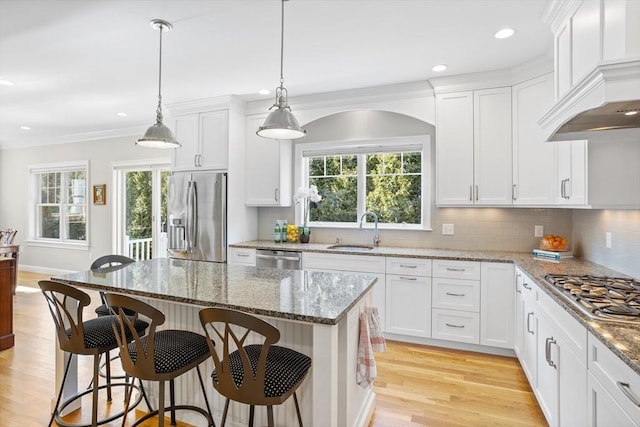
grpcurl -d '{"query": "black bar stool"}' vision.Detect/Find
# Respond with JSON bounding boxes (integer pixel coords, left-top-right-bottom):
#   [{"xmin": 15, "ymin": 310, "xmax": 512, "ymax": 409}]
[
  {"xmin": 105, "ymin": 292, "xmax": 215, "ymax": 427},
  {"xmin": 199, "ymin": 307, "xmax": 311, "ymax": 427},
  {"xmin": 39, "ymin": 280, "xmax": 148, "ymax": 427}
]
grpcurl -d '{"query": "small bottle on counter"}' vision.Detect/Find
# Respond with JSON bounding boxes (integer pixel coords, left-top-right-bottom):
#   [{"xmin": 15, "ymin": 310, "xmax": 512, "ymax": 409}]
[
  {"xmin": 281, "ymin": 220, "xmax": 288, "ymax": 243},
  {"xmin": 274, "ymin": 220, "xmax": 282, "ymax": 243}
]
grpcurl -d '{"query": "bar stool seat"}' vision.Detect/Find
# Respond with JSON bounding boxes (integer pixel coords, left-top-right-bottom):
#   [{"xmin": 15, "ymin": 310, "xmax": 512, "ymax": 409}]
[{"xmin": 39, "ymin": 280, "xmax": 148, "ymax": 427}]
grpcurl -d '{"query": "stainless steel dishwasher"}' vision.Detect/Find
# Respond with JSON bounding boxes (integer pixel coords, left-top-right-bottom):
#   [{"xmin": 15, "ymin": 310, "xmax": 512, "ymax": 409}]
[{"xmin": 255, "ymin": 249, "xmax": 302, "ymax": 270}]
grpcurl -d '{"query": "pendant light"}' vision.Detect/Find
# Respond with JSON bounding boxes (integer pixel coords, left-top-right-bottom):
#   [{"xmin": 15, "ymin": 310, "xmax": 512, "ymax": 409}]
[
  {"xmin": 136, "ymin": 19, "xmax": 180, "ymax": 149},
  {"xmin": 257, "ymin": 0, "xmax": 306, "ymax": 139}
]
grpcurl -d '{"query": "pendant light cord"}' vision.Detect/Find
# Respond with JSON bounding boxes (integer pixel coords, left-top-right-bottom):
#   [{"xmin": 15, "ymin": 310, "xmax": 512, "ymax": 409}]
[
  {"xmin": 156, "ymin": 22, "xmax": 164, "ymax": 124},
  {"xmin": 279, "ymin": 0, "xmax": 285, "ymax": 88}
]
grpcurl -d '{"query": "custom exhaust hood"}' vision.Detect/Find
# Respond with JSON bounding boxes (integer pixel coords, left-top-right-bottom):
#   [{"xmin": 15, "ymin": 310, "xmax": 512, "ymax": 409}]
[{"xmin": 538, "ymin": 60, "xmax": 640, "ymax": 141}]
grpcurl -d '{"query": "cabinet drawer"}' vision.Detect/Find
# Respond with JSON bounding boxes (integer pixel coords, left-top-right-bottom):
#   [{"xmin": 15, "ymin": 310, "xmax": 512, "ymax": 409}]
[
  {"xmin": 386, "ymin": 257, "xmax": 431, "ymax": 277},
  {"xmin": 588, "ymin": 333, "xmax": 640, "ymax": 423},
  {"xmin": 432, "ymin": 260, "xmax": 480, "ymax": 280},
  {"xmin": 432, "ymin": 277, "xmax": 480, "ymax": 312},
  {"xmin": 431, "ymin": 309, "xmax": 480, "ymax": 344},
  {"xmin": 303, "ymin": 252, "xmax": 385, "ymax": 274},
  {"xmin": 227, "ymin": 247, "xmax": 256, "ymax": 266}
]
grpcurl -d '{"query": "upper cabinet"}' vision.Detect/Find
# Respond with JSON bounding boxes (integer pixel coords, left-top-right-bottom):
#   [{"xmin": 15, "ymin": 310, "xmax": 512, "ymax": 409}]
[
  {"xmin": 244, "ymin": 116, "xmax": 293, "ymax": 207},
  {"xmin": 436, "ymin": 87, "xmax": 512, "ymax": 206},
  {"xmin": 173, "ymin": 110, "xmax": 229, "ymax": 171},
  {"xmin": 556, "ymin": 139, "xmax": 587, "ymax": 205}
]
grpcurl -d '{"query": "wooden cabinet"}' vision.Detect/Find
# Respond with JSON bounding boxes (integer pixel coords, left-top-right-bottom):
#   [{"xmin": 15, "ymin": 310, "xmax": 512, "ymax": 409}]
[
  {"xmin": 556, "ymin": 140, "xmax": 587, "ymax": 205},
  {"xmin": 511, "ymin": 74, "xmax": 557, "ymax": 205},
  {"xmin": 436, "ymin": 87, "xmax": 512, "ymax": 206},
  {"xmin": 385, "ymin": 257, "xmax": 432, "ymax": 337},
  {"xmin": 480, "ymin": 262, "xmax": 514, "ymax": 349},
  {"xmin": 303, "ymin": 252, "xmax": 386, "ymax": 329},
  {"xmin": 0, "ymin": 257, "xmax": 16, "ymax": 351},
  {"xmin": 244, "ymin": 116, "xmax": 292, "ymax": 207},
  {"xmin": 587, "ymin": 332, "xmax": 640, "ymax": 426},
  {"xmin": 173, "ymin": 110, "xmax": 229, "ymax": 171}
]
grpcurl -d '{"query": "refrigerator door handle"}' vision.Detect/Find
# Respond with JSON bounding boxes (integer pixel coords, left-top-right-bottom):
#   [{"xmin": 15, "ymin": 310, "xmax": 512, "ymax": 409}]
[{"xmin": 187, "ymin": 181, "xmax": 197, "ymax": 252}]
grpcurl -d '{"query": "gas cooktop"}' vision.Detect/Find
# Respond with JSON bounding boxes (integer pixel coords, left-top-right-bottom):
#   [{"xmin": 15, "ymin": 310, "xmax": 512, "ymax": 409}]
[{"xmin": 544, "ymin": 274, "xmax": 640, "ymax": 324}]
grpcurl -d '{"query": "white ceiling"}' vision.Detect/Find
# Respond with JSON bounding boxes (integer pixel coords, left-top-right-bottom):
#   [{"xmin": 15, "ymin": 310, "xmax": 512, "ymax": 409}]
[{"xmin": 0, "ymin": 0, "xmax": 553, "ymax": 150}]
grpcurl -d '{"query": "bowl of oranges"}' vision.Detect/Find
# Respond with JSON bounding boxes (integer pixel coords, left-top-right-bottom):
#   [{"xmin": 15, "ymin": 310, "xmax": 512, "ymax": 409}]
[{"xmin": 540, "ymin": 235, "xmax": 568, "ymax": 251}]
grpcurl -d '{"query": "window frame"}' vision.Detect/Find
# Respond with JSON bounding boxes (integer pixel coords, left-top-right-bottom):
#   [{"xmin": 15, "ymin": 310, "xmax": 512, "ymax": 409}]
[
  {"xmin": 294, "ymin": 135, "xmax": 431, "ymax": 230},
  {"xmin": 27, "ymin": 160, "xmax": 90, "ymax": 249}
]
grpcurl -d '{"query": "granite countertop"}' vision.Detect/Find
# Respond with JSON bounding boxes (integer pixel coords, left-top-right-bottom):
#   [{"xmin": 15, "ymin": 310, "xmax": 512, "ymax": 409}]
[
  {"xmin": 52, "ymin": 258, "xmax": 376, "ymax": 326},
  {"xmin": 232, "ymin": 240, "xmax": 640, "ymax": 375}
]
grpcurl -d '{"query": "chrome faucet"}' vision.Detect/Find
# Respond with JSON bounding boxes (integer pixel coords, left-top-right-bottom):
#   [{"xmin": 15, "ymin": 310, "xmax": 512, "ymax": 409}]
[{"xmin": 359, "ymin": 211, "xmax": 380, "ymax": 246}]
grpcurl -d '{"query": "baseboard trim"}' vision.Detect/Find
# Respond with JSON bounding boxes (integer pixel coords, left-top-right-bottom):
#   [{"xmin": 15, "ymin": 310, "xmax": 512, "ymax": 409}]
[{"xmin": 19, "ymin": 264, "xmax": 76, "ymax": 276}]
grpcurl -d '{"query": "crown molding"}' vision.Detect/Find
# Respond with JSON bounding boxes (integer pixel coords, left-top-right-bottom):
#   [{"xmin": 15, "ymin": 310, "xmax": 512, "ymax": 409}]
[{"xmin": 166, "ymin": 94, "xmax": 247, "ymax": 117}]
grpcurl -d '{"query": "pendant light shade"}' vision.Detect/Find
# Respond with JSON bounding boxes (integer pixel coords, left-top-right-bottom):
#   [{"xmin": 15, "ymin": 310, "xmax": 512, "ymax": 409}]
[
  {"xmin": 137, "ymin": 19, "xmax": 180, "ymax": 149},
  {"xmin": 257, "ymin": 0, "xmax": 306, "ymax": 140}
]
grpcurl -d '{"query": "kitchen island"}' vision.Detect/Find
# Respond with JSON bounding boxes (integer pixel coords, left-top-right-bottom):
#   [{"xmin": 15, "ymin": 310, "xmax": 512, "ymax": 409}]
[{"xmin": 53, "ymin": 258, "xmax": 378, "ymax": 427}]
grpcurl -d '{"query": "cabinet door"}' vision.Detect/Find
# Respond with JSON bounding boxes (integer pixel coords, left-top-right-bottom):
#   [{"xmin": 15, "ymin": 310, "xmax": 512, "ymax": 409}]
[
  {"xmin": 173, "ymin": 115, "xmax": 199, "ymax": 170},
  {"xmin": 536, "ymin": 311, "xmax": 559, "ymax": 427},
  {"xmin": 480, "ymin": 262, "xmax": 514, "ymax": 349},
  {"xmin": 512, "ymin": 74, "xmax": 557, "ymax": 205},
  {"xmin": 587, "ymin": 373, "xmax": 637, "ymax": 427},
  {"xmin": 245, "ymin": 116, "xmax": 292, "ymax": 206},
  {"xmin": 199, "ymin": 110, "xmax": 229, "ymax": 170},
  {"xmin": 386, "ymin": 274, "xmax": 431, "ymax": 337},
  {"xmin": 436, "ymin": 91, "xmax": 474, "ymax": 205},
  {"xmin": 514, "ymin": 270, "xmax": 524, "ymax": 358},
  {"xmin": 556, "ymin": 140, "xmax": 587, "ymax": 205},
  {"xmin": 558, "ymin": 336, "xmax": 587, "ymax": 427},
  {"xmin": 473, "ymin": 87, "xmax": 513, "ymax": 205},
  {"xmin": 521, "ymin": 278, "xmax": 538, "ymax": 387}
]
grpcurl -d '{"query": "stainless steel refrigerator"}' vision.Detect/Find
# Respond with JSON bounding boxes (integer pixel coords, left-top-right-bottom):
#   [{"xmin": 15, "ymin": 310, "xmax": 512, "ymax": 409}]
[{"xmin": 167, "ymin": 172, "xmax": 227, "ymax": 262}]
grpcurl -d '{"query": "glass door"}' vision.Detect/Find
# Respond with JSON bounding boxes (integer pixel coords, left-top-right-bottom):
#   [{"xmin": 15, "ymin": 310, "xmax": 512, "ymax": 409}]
[{"xmin": 113, "ymin": 162, "xmax": 170, "ymax": 260}]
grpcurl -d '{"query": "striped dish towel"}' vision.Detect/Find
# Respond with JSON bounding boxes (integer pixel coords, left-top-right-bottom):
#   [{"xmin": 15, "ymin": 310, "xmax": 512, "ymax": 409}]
[
  {"xmin": 366, "ymin": 306, "xmax": 387, "ymax": 352},
  {"xmin": 356, "ymin": 311, "xmax": 376, "ymax": 387}
]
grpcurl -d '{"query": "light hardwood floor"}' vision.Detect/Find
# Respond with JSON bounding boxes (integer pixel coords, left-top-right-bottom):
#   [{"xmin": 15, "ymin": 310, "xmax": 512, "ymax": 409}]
[{"xmin": 1, "ymin": 271, "xmax": 547, "ymax": 426}]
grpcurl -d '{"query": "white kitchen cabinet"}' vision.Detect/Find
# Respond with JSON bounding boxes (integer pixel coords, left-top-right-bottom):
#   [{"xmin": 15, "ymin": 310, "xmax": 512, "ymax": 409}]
[
  {"xmin": 513, "ymin": 270, "xmax": 525, "ymax": 358},
  {"xmin": 173, "ymin": 110, "xmax": 229, "ymax": 171},
  {"xmin": 535, "ymin": 310, "xmax": 559, "ymax": 427},
  {"xmin": 511, "ymin": 73, "xmax": 558, "ymax": 205},
  {"xmin": 303, "ymin": 252, "xmax": 386, "ymax": 329},
  {"xmin": 385, "ymin": 257, "xmax": 432, "ymax": 337},
  {"xmin": 520, "ymin": 270, "xmax": 538, "ymax": 387},
  {"xmin": 244, "ymin": 115, "xmax": 292, "ymax": 207},
  {"xmin": 556, "ymin": 139, "xmax": 587, "ymax": 205},
  {"xmin": 431, "ymin": 309, "xmax": 480, "ymax": 344},
  {"xmin": 480, "ymin": 262, "xmax": 514, "ymax": 349},
  {"xmin": 587, "ymin": 332, "xmax": 640, "ymax": 426},
  {"xmin": 227, "ymin": 247, "xmax": 256, "ymax": 266},
  {"xmin": 436, "ymin": 87, "xmax": 512, "ymax": 206},
  {"xmin": 432, "ymin": 277, "xmax": 480, "ymax": 313}
]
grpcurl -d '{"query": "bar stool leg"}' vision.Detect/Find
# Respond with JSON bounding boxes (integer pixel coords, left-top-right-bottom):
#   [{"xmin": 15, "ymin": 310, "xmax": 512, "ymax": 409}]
[
  {"xmin": 158, "ymin": 381, "xmax": 165, "ymax": 427},
  {"xmin": 169, "ymin": 379, "xmax": 176, "ymax": 426},
  {"xmin": 49, "ymin": 353, "xmax": 74, "ymax": 427},
  {"xmin": 92, "ymin": 354, "xmax": 100, "ymax": 426}
]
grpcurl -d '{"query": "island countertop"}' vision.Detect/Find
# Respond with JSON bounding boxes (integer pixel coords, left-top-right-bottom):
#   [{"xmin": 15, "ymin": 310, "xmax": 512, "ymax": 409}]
[{"xmin": 52, "ymin": 258, "xmax": 376, "ymax": 325}]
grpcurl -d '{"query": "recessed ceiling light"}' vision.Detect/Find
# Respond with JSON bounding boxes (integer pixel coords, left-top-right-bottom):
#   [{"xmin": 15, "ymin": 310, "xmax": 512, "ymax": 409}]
[
  {"xmin": 494, "ymin": 28, "xmax": 515, "ymax": 39},
  {"xmin": 258, "ymin": 89, "xmax": 271, "ymax": 95},
  {"xmin": 432, "ymin": 64, "xmax": 448, "ymax": 72},
  {"xmin": 624, "ymin": 111, "xmax": 638, "ymax": 116},
  {"xmin": 116, "ymin": 112, "xmax": 128, "ymax": 117},
  {"xmin": 0, "ymin": 78, "xmax": 15, "ymax": 86},
  {"xmin": 20, "ymin": 126, "xmax": 31, "ymax": 130}
]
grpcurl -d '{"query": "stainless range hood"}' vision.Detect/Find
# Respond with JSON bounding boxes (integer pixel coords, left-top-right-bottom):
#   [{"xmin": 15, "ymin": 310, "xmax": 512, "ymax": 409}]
[{"xmin": 538, "ymin": 60, "xmax": 640, "ymax": 141}]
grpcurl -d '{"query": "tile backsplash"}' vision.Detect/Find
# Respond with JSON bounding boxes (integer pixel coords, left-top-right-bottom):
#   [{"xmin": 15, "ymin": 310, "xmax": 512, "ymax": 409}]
[{"xmin": 572, "ymin": 210, "xmax": 640, "ymax": 279}]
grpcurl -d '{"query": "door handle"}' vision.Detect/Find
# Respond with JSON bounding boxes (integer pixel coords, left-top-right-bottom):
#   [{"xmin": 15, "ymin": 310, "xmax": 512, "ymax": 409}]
[
  {"xmin": 523, "ymin": 282, "xmax": 531, "ymax": 290},
  {"xmin": 274, "ymin": 188, "xmax": 279, "ymax": 202},
  {"xmin": 399, "ymin": 276, "xmax": 418, "ymax": 281},
  {"xmin": 512, "ymin": 184, "xmax": 517, "ymax": 201},
  {"xmin": 446, "ymin": 292, "xmax": 466, "ymax": 297},
  {"xmin": 445, "ymin": 323, "xmax": 465, "ymax": 328},
  {"xmin": 526, "ymin": 312, "xmax": 534, "ymax": 334},
  {"xmin": 399, "ymin": 264, "xmax": 418, "ymax": 269},
  {"xmin": 545, "ymin": 337, "xmax": 557, "ymax": 369},
  {"xmin": 617, "ymin": 382, "xmax": 640, "ymax": 407},
  {"xmin": 475, "ymin": 185, "xmax": 479, "ymax": 201}
]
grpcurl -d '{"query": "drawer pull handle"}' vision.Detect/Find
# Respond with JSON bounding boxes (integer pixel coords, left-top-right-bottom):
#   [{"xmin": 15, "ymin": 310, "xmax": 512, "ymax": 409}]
[
  {"xmin": 237, "ymin": 253, "xmax": 250, "ymax": 257},
  {"xmin": 445, "ymin": 323, "xmax": 465, "ymax": 329},
  {"xmin": 446, "ymin": 292, "xmax": 465, "ymax": 297},
  {"xmin": 545, "ymin": 337, "xmax": 557, "ymax": 369},
  {"xmin": 399, "ymin": 264, "xmax": 417, "ymax": 269},
  {"xmin": 526, "ymin": 312, "xmax": 534, "ymax": 335},
  {"xmin": 446, "ymin": 267, "xmax": 465, "ymax": 272},
  {"xmin": 399, "ymin": 276, "xmax": 417, "ymax": 281},
  {"xmin": 523, "ymin": 282, "xmax": 532, "ymax": 290},
  {"xmin": 617, "ymin": 382, "xmax": 640, "ymax": 407}
]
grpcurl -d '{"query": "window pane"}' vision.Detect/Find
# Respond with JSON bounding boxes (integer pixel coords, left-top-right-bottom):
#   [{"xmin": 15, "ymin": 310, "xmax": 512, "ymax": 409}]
[
  {"xmin": 325, "ymin": 156, "xmax": 342, "ymax": 176},
  {"xmin": 403, "ymin": 152, "xmax": 422, "ymax": 173},
  {"xmin": 39, "ymin": 206, "xmax": 60, "ymax": 238},
  {"xmin": 126, "ymin": 171, "xmax": 152, "ymax": 239},
  {"xmin": 310, "ymin": 176, "xmax": 357, "ymax": 222},
  {"xmin": 309, "ymin": 157, "xmax": 325, "ymax": 177},
  {"xmin": 65, "ymin": 205, "xmax": 87, "ymax": 241},
  {"xmin": 67, "ymin": 171, "xmax": 86, "ymax": 204}
]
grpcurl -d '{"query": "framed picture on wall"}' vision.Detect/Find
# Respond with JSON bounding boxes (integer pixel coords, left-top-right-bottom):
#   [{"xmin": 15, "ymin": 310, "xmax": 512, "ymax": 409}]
[{"xmin": 93, "ymin": 184, "xmax": 106, "ymax": 205}]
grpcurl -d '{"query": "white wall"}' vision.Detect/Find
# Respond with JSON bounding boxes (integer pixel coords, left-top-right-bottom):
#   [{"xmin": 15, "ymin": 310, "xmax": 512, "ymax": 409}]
[{"xmin": 0, "ymin": 136, "xmax": 171, "ymax": 273}]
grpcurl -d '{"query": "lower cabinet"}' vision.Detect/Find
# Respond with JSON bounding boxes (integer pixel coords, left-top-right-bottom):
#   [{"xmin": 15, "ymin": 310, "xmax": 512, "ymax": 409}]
[
  {"xmin": 480, "ymin": 262, "xmax": 514, "ymax": 348},
  {"xmin": 227, "ymin": 247, "xmax": 256, "ymax": 266},
  {"xmin": 386, "ymin": 274, "xmax": 431, "ymax": 337},
  {"xmin": 431, "ymin": 308, "xmax": 479, "ymax": 344}
]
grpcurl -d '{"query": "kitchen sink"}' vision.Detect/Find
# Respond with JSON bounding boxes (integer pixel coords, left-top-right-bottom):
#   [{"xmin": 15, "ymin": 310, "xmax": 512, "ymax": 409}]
[{"xmin": 326, "ymin": 244, "xmax": 374, "ymax": 251}]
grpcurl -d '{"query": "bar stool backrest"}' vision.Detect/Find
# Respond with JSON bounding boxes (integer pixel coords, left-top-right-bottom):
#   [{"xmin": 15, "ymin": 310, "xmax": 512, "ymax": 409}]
[
  {"xmin": 39, "ymin": 280, "xmax": 92, "ymax": 355},
  {"xmin": 199, "ymin": 307, "xmax": 281, "ymax": 405},
  {"xmin": 104, "ymin": 293, "xmax": 166, "ymax": 380},
  {"xmin": 90, "ymin": 254, "xmax": 135, "ymax": 270}
]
